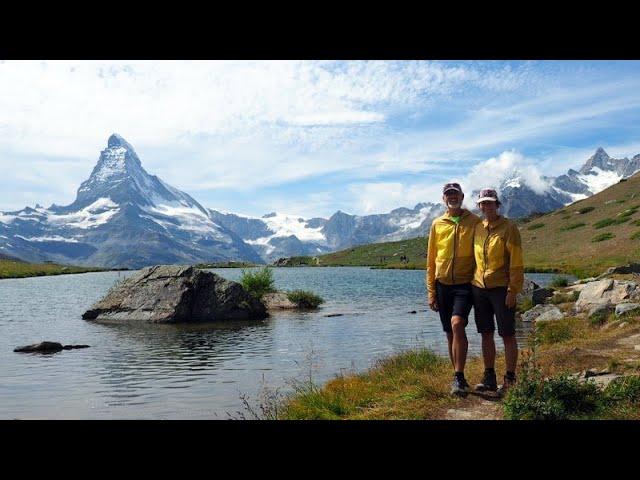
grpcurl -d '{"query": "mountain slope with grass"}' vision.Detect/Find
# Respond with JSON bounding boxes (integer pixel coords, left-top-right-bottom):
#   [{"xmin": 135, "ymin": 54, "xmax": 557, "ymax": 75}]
[
  {"xmin": 277, "ymin": 236, "xmax": 427, "ymax": 269},
  {"xmin": 519, "ymin": 171, "xmax": 640, "ymax": 277}
]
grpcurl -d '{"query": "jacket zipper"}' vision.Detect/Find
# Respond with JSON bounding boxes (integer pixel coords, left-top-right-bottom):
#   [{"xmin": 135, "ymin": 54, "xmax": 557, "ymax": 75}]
[
  {"xmin": 451, "ymin": 221, "xmax": 458, "ymax": 283},
  {"xmin": 483, "ymin": 224, "xmax": 491, "ymax": 288}
]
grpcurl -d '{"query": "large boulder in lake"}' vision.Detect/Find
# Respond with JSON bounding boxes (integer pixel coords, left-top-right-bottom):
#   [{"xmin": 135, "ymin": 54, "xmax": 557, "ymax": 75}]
[{"xmin": 82, "ymin": 265, "xmax": 268, "ymax": 323}]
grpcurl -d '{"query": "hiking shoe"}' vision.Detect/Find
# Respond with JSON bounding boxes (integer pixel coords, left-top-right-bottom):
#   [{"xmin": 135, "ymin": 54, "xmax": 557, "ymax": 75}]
[
  {"xmin": 496, "ymin": 374, "xmax": 517, "ymax": 398},
  {"xmin": 474, "ymin": 370, "xmax": 498, "ymax": 392},
  {"xmin": 450, "ymin": 376, "xmax": 470, "ymax": 397}
]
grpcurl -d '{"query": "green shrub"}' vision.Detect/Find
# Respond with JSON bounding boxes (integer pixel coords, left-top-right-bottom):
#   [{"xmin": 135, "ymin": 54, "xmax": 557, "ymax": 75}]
[
  {"xmin": 549, "ymin": 276, "xmax": 569, "ymax": 288},
  {"xmin": 602, "ymin": 376, "xmax": 640, "ymax": 405},
  {"xmin": 286, "ymin": 290, "xmax": 325, "ymax": 309},
  {"xmin": 631, "ymin": 231, "xmax": 640, "ymax": 240},
  {"xmin": 503, "ymin": 372, "xmax": 601, "ymax": 420},
  {"xmin": 240, "ymin": 267, "xmax": 276, "ymax": 299},
  {"xmin": 588, "ymin": 308, "xmax": 612, "ymax": 326},
  {"xmin": 561, "ymin": 222, "xmax": 585, "ymax": 231},
  {"xmin": 578, "ymin": 206, "xmax": 595, "ymax": 214},
  {"xmin": 632, "ymin": 219, "xmax": 640, "ymax": 227},
  {"xmin": 527, "ymin": 223, "xmax": 545, "ymax": 230},
  {"xmin": 592, "ymin": 232, "xmax": 615, "ymax": 242},
  {"xmin": 516, "ymin": 297, "xmax": 534, "ymax": 314},
  {"xmin": 550, "ymin": 291, "xmax": 579, "ymax": 304},
  {"xmin": 618, "ymin": 206, "xmax": 639, "ymax": 218},
  {"xmin": 593, "ymin": 217, "xmax": 629, "ymax": 229},
  {"xmin": 535, "ymin": 319, "xmax": 577, "ymax": 344}
]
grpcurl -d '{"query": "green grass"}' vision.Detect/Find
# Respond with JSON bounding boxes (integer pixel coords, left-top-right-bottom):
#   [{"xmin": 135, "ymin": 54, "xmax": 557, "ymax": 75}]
[
  {"xmin": 550, "ymin": 291, "xmax": 580, "ymax": 304},
  {"xmin": 593, "ymin": 217, "xmax": 630, "ymax": 229},
  {"xmin": 517, "ymin": 297, "xmax": 534, "ymax": 314},
  {"xmin": 632, "ymin": 219, "xmax": 640, "ymax": 227},
  {"xmin": 617, "ymin": 206, "xmax": 639, "ymax": 218},
  {"xmin": 239, "ymin": 267, "xmax": 276, "ymax": 299},
  {"xmin": 0, "ymin": 259, "xmax": 105, "ymax": 279},
  {"xmin": 281, "ymin": 236, "xmax": 428, "ymax": 269},
  {"xmin": 578, "ymin": 206, "xmax": 595, "ymax": 214},
  {"xmin": 549, "ymin": 276, "xmax": 569, "ymax": 288},
  {"xmin": 535, "ymin": 317, "xmax": 584, "ymax": 344},
  {"xmin": 527, "ymin": 223, "xmax": 545, "ymax": 230},
  {"xmin": 592, "ymin": 232, "xmax": 615, "ymax": 243},
  {"xmin": 632, "ymin": 231, "xmax": 640, "ymax": 240},
  {"xmin": 561, "ymin": 222, "xmax": 586, "ymax": 231},
  {"xmin": 286, "ymin": 290, "xmax": 325, "ymax": 309}
]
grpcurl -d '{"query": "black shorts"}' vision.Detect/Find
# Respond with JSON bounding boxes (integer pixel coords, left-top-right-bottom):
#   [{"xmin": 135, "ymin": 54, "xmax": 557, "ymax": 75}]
[
  {"xmin": 435, "ymin": 281, "xmax": 473, "ymax": 333},
  {"xmin": 471, "ymin": 285, "xmax": 516, "ymax": 337}
]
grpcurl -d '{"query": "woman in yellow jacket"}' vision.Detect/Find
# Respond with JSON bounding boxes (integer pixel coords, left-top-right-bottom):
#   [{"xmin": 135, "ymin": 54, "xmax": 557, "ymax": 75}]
[{"xmin": 471, "ymin": 188, "xmax": 524, "ymax": 396}]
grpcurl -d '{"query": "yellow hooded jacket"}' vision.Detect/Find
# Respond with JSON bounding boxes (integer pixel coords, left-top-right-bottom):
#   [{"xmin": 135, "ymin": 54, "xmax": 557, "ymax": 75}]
[
  {"xmin": 426, "ymin": 209, "xmax": 481, "ymax": 301},
  {"xmin": 471, "ymin": 216, "xmax": 524, "ymax": 294}
]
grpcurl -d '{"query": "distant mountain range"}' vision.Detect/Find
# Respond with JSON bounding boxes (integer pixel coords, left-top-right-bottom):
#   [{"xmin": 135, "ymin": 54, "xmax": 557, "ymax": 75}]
[
  {"xmin": 492, "ymin": 147, "xmax": 640, "ymax": 218},
  {"xmin": 1, "ymin": 135, "xmax": 639, "ymax": 267}
]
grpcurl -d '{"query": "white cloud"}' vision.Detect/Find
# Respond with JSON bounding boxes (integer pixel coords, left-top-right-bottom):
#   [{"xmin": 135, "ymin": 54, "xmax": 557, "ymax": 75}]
[
  {"xmin": 2, "ymin": 60, "xmax": 640, "ymax": 217},
  {"xmin": 465, "ymin": 150, "xmax": 551, "ymax": 196}
]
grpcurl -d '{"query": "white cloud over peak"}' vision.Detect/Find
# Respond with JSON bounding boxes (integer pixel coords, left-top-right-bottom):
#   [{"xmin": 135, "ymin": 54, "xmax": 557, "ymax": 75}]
[{"xmin": 465, "ymin": 150, "xmax": 551, "ymax": 196}]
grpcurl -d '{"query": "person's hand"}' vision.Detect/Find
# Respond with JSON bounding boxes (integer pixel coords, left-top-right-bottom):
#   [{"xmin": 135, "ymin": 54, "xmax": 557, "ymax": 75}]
[
  {"xmin": 429, "ymin": 297, "xmax": 439, "ymax": 312},
  {"xmin": 505, "ymin": 291, "xmax": 517, "ymax": 309}
]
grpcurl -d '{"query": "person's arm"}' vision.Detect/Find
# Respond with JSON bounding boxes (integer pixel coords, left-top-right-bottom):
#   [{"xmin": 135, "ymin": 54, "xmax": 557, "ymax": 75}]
[
  {"xmin": 426, "ymin": 222, "xmax": 438, "ymax": 309},
  {"xmin": 505, "ymin": 223, "xmax": 524, "ymax": 307}
]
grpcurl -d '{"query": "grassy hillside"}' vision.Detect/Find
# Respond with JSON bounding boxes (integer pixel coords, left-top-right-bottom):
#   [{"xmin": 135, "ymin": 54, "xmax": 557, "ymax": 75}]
[
  {"xmin": 282, "ymin": 237, "xmax": 427, "ymax": 269},
  {"xmin": 519, "ymin": 173, "xmax": 640, "ymax": 277},
  {"xmin": 0, "ymin": 259, "xmax": 106, "ymax": 279}
]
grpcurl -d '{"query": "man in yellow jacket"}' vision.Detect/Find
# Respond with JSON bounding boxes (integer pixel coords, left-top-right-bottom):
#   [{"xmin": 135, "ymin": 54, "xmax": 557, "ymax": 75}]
[
  {"xmin": 427, "ymin": 182, "xmax": 481, "ymax": 396},
  {"xmin": 471, "ymin": 188, "xmax": 524, "ymax": 396}
]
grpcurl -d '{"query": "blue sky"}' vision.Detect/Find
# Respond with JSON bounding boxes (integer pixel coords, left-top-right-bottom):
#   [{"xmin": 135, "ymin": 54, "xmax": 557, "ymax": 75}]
[{"xmin": 2, "ymin": 60, "xmax": 640, "ymax": 217}]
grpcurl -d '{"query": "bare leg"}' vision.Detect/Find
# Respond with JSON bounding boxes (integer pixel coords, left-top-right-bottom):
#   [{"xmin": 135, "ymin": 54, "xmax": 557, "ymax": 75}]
[
  {"xmin": 502, "ymin": 335, "xmax": 518, "ymax": 374},
  {"xmin": 451, "ymin": 315, "xmax": 468, "ymax": 372},
  {"xmin": 446, "ymin": 331, "xmax": 454, "ymax": 368},
  {"xmin": 481, "ymin": 332, "xmax": 496, "ymax": 370}
]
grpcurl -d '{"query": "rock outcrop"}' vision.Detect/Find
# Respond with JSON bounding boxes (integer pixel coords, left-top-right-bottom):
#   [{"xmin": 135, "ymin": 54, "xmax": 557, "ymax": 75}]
[
  {"xmin": 574, "ymin": 279, "xmax": 640, "ymax": 313},
  {"xmin": 262, "ymin": 292, "xmax": 297, "ymax": 310},
  {"xmin": 521, "ymin": 304, "xmax": 564, "ymax": 323},
  {"xmin": 82, "ymin": 265, "xmax": 268, "ymax": 323}
]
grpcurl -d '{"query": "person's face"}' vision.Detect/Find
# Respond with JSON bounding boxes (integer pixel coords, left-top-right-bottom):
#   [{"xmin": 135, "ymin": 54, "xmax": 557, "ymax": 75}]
[
  {"xmin": 443, "ymin": 190, "xmax": 463, "ymax": 209},
  {"xmin": 479, "ymin": 200, "xmax": 498, "ymax": 217}
]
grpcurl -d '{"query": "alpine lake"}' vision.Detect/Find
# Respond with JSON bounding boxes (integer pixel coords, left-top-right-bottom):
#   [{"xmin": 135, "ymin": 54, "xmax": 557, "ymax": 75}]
[{"xmin": 0, "ymin": 267, "xmax": 569, "ymax": 419}]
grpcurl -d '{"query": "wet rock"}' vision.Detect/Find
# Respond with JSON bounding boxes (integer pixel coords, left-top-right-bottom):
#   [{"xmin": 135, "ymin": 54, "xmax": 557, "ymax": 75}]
[
  {"xmin": 14, "ymin": 341, "xmax": 64, "ymax": 353},
  {"xmin": 532, "ymin": 288, "xmax": 554, "ymax": 305},
  {"xmin": 325, "ymin": 313, "xmax": 344, "ymax": 317},
  {"xmin": 14, "ymin": 342, "xmax": 90, "ymax": 353},
  {"xmin": 262, "ymin": 292, "xmax": 297, "ymax": 310},
  {"xmin": 82, "ymin": 265, "xmax": 267, "ymax": 324},
  {"xmin": 409, "ymin": 310, "xmax": 417, "ymax": 314}
]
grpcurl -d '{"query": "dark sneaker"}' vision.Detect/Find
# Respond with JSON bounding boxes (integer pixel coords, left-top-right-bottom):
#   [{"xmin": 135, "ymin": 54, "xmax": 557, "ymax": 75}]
[
  {"xmin": 450, "ymin": 376, "xmax": 470, "ymax": 397},
  {"xmin": 475, "ymin": 370, "xmax": 498, "ymax": 392},
  {"xmin": 496, "ymin": 374, "xmax": 517, "ymax": 398}
]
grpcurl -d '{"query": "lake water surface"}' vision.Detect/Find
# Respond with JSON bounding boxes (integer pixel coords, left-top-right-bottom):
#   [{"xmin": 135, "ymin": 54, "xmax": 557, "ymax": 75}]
[{"xmin": 0, "ymin": 267, "xmax": 566, "ymax": 419}]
